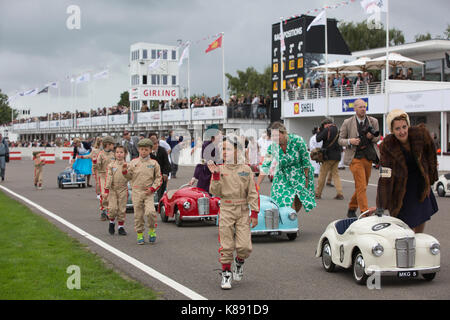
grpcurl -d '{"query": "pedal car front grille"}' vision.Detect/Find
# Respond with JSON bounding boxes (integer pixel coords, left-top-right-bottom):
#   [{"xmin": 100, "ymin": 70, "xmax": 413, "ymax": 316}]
[
  {"xmin": 71, "ymin": 172, "xmax": 77, "ymax": 183},
  {"xmin": 197, "ymin": 197, "xmax": 210, "ymax": 215},
  {"xmin": 395, "ymin": 237, "xmax": 416, "ymax": 268},
  {"xmin": 264, "ymin": 209, "xmax": 279, "ymax": 229}
]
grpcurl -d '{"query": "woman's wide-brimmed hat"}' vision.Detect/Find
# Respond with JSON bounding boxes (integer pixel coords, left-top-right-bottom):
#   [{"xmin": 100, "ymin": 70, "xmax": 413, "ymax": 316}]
[{"xmin": 386, "ymin": 109, "xmax": 410, "ymax": 133}]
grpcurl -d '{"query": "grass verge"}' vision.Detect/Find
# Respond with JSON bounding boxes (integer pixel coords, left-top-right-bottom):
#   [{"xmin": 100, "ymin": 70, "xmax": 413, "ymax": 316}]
[{"xmin": 0, "ymin": 190, "xmax": 159, "ymax": 300}]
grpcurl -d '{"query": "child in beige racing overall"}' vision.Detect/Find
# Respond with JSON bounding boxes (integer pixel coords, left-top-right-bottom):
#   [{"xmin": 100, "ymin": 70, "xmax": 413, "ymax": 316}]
[
  {"xmin": 104, "ymin": 145, "xmax": 128, "ymax": 236},
  {"xmin": 208, "ymin": 137, "xmax": 260, "ymax": 290},
  {"xmin": 124, "ymin": 138, "xmax": 162, "ymax": 245},
  {"xmin": 33, "ymin": 151, "xmax": 45, "ymax": 189},
  {"xmin": 95, "ymin": 136, "xmax": 115, "ymax": 220}
]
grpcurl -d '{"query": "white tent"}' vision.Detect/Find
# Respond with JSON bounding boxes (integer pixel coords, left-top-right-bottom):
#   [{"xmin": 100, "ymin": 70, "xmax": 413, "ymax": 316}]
[{"xmin": 366, "ymin": 52, "xmax": 424, "ymax": 69}]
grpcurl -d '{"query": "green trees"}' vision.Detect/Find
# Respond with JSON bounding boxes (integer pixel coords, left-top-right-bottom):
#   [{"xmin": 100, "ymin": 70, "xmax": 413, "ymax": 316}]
[
  {"xmin": 117, "ymin": 91, "xmax": 129, "ymax": 107},
  {"xmin": 0, "ymin": 90, "xmax": 15, "ymax": 125},
  {"xmin": 225, "ymin": 66, "xmax": 272, "ymax": 97},
  {"xmin": 338, "ymin": 21, "xmax": 405, "ymax": 52}
]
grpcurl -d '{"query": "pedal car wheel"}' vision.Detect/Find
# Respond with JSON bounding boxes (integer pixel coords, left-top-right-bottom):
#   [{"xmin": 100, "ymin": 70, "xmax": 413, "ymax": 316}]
[
  {"xmin": 160, "ymin": 204, "xmax": 168, "ymax": 222},
  {"xmin": 321, "ymin": 240, "xmax": 336, "ymax": 272},
  {"xmin": 353, "ymin": 250, "xmax": 368, "ymax": 285},
  {"xmin": 287, "ymin": 233, "xmax": 297, "ymax": 241},
  {"xmin": 175, "ymin": 209, "xmax": 183, "ymax": 227},
  {"xmin": 437, "ymin": 183, "xmax": 446, "ymax": 197},
  {"xmin": 423, "ymin": 273, "xmax": 436, "ymax": 281}
]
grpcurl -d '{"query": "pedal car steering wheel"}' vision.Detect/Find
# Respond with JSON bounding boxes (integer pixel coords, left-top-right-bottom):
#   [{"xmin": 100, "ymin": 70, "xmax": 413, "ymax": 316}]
[{"xmin": 357, "ymin": 207, "xmax": 377, "ymax": 220}]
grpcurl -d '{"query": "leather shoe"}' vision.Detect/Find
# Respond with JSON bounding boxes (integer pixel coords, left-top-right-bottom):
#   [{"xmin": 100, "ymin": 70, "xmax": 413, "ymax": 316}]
[
  {"xmin": 347, "ymin": 209, "xmax": 357, "ymax": 218},
  {"xmin": 334, "ymin": 194, "xmax": 344, "ymax": 200}
]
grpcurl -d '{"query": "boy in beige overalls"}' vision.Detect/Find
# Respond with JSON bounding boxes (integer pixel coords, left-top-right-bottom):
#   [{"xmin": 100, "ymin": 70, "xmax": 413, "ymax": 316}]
[
  {"xmin": 95, "ymin": 136, "xmax": 115, "ymax": 220},
  {"xmin": 33, "ymin": 151, "xmax": 45, "ymax": 189},
  {"xmin": 124, "ymin": 138, "xmax": 162, "ymax": 245},
  {"xmin": 208, "ymin": 137, "xmax": 260, "ymax": 290},
  {"xmin": 104, "ymin": 145, "xmax": 128, "ymax": 236}
]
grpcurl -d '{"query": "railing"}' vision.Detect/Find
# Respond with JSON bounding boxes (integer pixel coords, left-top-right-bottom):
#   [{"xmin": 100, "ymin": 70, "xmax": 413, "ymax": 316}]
[
  {"xmin": 285, "ymin": 82, "xmax": 385, "ymax": 101},
  {"xmin": 11, "ymin": 104, "xmax": 270, "ymax": 132}
]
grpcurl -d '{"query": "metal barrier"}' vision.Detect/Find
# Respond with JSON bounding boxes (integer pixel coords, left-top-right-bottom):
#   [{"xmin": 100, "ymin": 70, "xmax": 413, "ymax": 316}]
[{"xmin": 285, "ymin": 82, "xmax": 385, "ymax": 101}]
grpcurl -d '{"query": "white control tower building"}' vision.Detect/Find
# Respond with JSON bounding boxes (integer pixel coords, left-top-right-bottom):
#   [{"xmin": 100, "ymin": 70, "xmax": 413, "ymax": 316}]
[{"xmin": 129, "ymin": 42, "xmax": 180, "ymax": 112}]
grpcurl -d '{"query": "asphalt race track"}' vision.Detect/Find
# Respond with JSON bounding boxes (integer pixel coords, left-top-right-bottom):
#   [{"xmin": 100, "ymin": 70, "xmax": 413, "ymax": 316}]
[{"xmin": 1, "ymin": 160, "xmax": 449, "ymax": 300}]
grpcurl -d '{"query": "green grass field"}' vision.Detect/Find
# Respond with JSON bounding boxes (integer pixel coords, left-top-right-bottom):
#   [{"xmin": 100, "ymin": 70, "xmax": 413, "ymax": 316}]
[{"xmin": 0, "ymin": 191, "xmax": 159, "ymax": 300}]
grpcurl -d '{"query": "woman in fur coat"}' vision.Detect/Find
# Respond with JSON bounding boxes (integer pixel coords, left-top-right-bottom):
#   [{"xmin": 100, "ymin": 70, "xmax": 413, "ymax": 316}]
[{"xmin": 376, "ymin": 109, "xmax": 438, "ymax": 233}]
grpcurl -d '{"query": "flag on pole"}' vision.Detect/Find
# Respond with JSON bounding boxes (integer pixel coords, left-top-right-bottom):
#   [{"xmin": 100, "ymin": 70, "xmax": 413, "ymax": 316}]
[
  {"xmin": 148, "ymin": 58, "xmax": 161, "ymax": 72},
  {"xmin": 307, "ymin": 10, "xmax": 326, "ymax": 32},
  {"xmin": 280, "ymin": 20, "xmax": 286, "ymax": 52},
  {"xmin": 38, "ymin": 86, "xmax": 49, "ymax": 94},
  {"xmin": 76, "ymin": 73, "xmax": 91, "ymax": 84},
  {"xmin": 93, "ymin": 69, "xmax": 109, "ymax": 80},
  {"xmin": 46, "ymin": 81, "xmax": 58, "ymax": 88},
  {"xmin": 24, "ymin": 88, "xmax": 38, "ymax": 96},
  {"xmin": 360, "ymin": 0, "xmax": 387, "ymax": 14},
  {"xmin": 205, "ymin": 35, "xmax": 223, "ymax": 53},
  {"xmin": 179, "ymin": 45, "xmax": 190, "ymax": 67}
]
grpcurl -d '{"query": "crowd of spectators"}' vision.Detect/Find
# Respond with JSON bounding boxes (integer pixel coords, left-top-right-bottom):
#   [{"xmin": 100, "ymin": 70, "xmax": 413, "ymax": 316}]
[
  {"xmin": 8, "ymin": 92, "xmax": 269, "ymax": 126},
  {"xmin": 288, "ymin": 71, "xmax": 381, "ymax": 100},
  {"xmin": 227, "ymin": 94, "xmax": 271, "ymax": 120},
  {"xmin": 8, "ymin": 137, "xmax": 72, "ymax": 148},
  {"xmin": 140, "ymin": 94, "xmax": 225, "ymax": 112}
]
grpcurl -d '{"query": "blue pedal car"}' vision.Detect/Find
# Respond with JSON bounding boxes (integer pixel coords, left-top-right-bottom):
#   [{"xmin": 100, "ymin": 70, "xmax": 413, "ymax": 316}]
[
  {"xmin": 216, "ymin": 195, "xmax": 299, "ymax": 240},
  {"xmin": 57, "ymin": 167, "xmax": 87, "ymax": 189},
  {"xmin": 251, "ymin": 195, "xmax": 299, "ymax": 240}
]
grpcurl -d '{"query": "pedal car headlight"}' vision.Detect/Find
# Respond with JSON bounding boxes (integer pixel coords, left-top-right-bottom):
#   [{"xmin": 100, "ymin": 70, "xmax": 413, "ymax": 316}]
[
  {"xmin": 430, "ymin": 243, "xmax": 440, "ymax": 255},
  {"xmin": 217, "ymin": 200, "xmax": 221, "ymax": 207},
  {"xmin": 183, "ymin": 201, "xmax": 191, "ymax": 210},
  {"xmin": 288, "ymin": 212, "xmax": 297, "ymax": 221},
  {"xmin": 372, "ymin": 243, "xmax": 384, "ymax": 257}
]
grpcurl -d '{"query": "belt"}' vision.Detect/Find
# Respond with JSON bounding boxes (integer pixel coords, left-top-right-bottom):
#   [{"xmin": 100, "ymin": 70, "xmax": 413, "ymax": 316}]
[{"xmin": 221, "ymin": 198, "xmax": 248, "ymax": 206}]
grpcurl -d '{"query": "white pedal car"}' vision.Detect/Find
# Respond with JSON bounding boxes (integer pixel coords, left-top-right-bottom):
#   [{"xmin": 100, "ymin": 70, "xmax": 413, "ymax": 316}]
[
  {"xmin": 316, "ymin": 210, "xmax": 440, "ymax": 285},
  {"xmin": 434, "ymin": 173, "xmax": 450, "ymax": 197}
]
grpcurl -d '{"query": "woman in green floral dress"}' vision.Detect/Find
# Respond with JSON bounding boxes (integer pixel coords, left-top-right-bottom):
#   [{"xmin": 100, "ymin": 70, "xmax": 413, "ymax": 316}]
[{"xmin": 256, "ymin": 122, "xmax": 316, "ymax": 213}]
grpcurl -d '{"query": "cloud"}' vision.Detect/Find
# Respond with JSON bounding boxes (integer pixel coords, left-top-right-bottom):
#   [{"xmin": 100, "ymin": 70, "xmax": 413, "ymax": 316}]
[{"xmin": 0, "ymin": 0, "xmax": 448, "ymax": 116}]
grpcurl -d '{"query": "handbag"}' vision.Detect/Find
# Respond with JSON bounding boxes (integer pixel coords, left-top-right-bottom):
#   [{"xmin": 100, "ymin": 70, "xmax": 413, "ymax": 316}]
[{"xmin": 310, "ymin": 127, "xmax": 339, "ymax": 163}]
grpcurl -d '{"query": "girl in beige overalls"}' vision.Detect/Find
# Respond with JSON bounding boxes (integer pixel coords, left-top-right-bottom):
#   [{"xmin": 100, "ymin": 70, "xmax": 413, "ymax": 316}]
[
  {"xmin": 33, "ymin": 151, "xmax": 45, "ymax": 189},
  {"xmin": 208, "ymin": 137, "xmax": 260, "ymax": 290},
  {"xmin": 104, "ymin": 145, "xmax": 129, "ymax": 236}
]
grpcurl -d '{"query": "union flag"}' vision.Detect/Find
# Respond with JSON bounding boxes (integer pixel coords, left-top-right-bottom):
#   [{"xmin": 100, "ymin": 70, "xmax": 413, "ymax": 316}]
[{"xmin": 205, "ymin": 35, "xmax": 223, "ymax": 53}]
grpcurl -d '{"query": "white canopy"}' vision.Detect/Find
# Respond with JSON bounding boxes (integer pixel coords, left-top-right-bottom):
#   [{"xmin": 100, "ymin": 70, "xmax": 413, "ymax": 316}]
[{"xmin": 365, "ymin": 52, "xmax": 424, "ymax": 69}]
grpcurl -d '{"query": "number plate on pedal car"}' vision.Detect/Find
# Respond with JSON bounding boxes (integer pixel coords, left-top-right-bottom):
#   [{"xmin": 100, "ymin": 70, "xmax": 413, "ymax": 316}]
[
  {"xmin": 397, "ymin": 271, "xmax": 418, "ymax": 278},
  {"xmin": 269, "ymin": 231, "xmax": 281, "ymax": 236}
]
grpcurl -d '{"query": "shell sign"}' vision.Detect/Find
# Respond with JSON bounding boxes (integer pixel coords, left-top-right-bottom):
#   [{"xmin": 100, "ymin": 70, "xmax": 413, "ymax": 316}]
[{"xmin": 294, "ymin": 103, "xmax": 300, "ymax": 115}]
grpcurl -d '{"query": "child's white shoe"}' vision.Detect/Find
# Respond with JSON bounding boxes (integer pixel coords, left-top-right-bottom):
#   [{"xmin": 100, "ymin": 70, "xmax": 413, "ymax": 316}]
[
  {"xmin": 221, "ymin": 271, "xmax": 232, "ymax": 290},
  {"xmin": 232, "ymin": 260, "xmax": 244, "ymax": 282}
]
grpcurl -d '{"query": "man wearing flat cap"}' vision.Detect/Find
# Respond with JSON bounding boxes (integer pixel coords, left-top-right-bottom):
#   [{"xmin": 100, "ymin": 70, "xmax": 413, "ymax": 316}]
[{"xmin": 122, "ymin": 130, "xmax": 139, "ymax": 160}]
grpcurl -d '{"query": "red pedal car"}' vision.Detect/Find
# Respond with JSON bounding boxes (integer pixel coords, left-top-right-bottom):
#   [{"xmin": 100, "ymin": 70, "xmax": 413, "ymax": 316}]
[{"xmin": 158, "ymin": 184, "xmax": 220, "ymax": 227}]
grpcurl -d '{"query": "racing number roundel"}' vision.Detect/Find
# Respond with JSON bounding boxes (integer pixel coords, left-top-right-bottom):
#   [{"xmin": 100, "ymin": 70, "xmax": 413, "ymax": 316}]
[{"xmin": 372, "ymin": 223, "xmax": 391, "ymax": 231}]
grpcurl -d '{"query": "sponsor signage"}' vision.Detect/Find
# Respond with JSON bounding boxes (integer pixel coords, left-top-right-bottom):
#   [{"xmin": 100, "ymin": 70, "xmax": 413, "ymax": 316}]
[
  {"xmin": 191, "ymin": 106, "xmax": 225, "ymax": 120},
  {"xmin": 389, "ymin": 89, "xmax": 450, "ymax": 113},
  {"xmin": 137, "ymin": 111, "xmax": 161, "ymax": 123},
  {"xmin": 285, "ymin": 99, "xmax": 325, "ymax": 117},
  {"xmin": 342, "ymin": 98, "xmax": 369, "ymax": 112},
  {"xmin": 130, "ymin": 86, "xmax": 180, "ymax": 101}
]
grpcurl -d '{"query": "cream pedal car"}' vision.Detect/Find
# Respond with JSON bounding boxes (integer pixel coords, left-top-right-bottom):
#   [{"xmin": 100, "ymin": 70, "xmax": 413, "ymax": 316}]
[
  {"xmin": 434, "ymin": 173, "xmax": 450, "ymax": 197},
  {"xmin": 316, "ymin": 209, "xmax": 440, "ymax": 285}
]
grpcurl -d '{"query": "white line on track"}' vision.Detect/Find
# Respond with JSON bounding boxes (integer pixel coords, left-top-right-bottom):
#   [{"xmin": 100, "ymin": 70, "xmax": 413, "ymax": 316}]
[{"xmin": 0, "ymin": 185, "xmax": 207, "ymax": 301}]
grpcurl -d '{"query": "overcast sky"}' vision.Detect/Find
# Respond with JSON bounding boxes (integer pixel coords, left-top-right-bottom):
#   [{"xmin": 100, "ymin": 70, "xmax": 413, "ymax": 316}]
[{"xmin": 0, "ymin": 0, "xmax": 448, "ymax": 116}]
